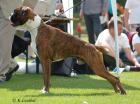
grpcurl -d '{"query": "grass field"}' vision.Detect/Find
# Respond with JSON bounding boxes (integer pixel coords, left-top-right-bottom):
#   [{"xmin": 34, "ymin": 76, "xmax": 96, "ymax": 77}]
[{"xmin": 0, "ymin": 72, "xmax": 140, "ymax": 104}]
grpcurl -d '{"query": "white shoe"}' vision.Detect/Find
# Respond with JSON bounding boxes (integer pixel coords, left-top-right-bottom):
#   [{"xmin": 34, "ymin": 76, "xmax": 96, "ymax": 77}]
[
  {"xmin": 41, "ymin": 87, "xmax": 49, "ymax": 94},
  {"xmin": 70, "ymin": 70, "xmax": 78, "ymax": 77},
  {"xmin": 113, "ymin": 67, "xmax": 125, "ymax": 75},
  {"xmin": 118, "ymin": 68, "xmax": 125, "ymax": 74}
]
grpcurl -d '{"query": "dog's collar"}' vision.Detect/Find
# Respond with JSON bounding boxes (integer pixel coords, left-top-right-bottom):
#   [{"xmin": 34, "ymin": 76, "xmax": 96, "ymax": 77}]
[{"xmin": 15, "ymin": 15, "xmax": 42, "ymax": 31}]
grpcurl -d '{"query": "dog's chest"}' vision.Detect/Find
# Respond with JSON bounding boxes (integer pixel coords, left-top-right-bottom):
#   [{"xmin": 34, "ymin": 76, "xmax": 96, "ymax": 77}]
[{"xmin": 30, "ymin": 28, "xmax": 38, "ymax": 54}]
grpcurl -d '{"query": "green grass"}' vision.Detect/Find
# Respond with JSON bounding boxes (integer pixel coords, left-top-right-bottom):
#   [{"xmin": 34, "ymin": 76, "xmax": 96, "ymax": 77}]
[{"xmin": 0, "ymin": 72, "xmax": 140, "ymax": 104}]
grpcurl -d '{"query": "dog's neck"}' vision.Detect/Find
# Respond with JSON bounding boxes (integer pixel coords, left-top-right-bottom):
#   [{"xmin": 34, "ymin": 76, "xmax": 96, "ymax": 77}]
[
  {"xmin": 15, "ymin": 15, "xmax": 42, "ymax": 32},
  {"xmin": 16, "ymin": 15, "xmax": 42, "ymax": 55}
]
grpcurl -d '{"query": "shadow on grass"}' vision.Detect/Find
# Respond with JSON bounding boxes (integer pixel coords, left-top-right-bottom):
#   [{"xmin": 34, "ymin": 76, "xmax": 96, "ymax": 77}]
[
  {"xmin": 24, "ymin": 92, "xmax": 112, "ymax": 98},
  {"xmin": 0, "ymin": 73, "xmax": 140, "ymax": 94}
]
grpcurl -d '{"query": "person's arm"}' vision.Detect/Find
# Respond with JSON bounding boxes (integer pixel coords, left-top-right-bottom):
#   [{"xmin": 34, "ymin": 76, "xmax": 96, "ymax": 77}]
[
  {"xmin": 134, "ymin": 43, "xmax": 140, "ymax": 55},
  {"xmin": 132, "ymin": 34, "xmax": 140, "ymax": 55},
  {"xmin": 122, "ymin": 33, "xmax": 140, "ymax": 66},
  {"xmin": 124, "ymin": 48, "xmax": 140, "ymax": 67},
  {"xmin": 79, "ymin": 0, "xmax": 84, "ymax": 19},
  {"xmin": 96, "ymin": 41, "xmax": 124, "ymax": 67},
  {"xmin": 124, "ymin": 9, "xmax": 130, "ymax": 31},
  {"xmin": 117, "ymin": 3, "xmax": 124, "ymax": 14}
]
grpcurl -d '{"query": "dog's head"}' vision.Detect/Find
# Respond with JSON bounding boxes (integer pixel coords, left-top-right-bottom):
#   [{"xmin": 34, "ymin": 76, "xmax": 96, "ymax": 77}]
[{"xmin": 10, "ymin": 6, "xmax": 36, "ymax": 27}]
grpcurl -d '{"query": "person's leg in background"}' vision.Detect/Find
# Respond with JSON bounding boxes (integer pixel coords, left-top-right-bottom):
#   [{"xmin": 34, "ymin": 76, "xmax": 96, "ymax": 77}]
[
  {"xmin": 92, "ymin": 14, "xmax": 102, "ymax": 40},
  {"xmin": 84, "ymin": 14, "xmax": 95, "ymax": 44}
]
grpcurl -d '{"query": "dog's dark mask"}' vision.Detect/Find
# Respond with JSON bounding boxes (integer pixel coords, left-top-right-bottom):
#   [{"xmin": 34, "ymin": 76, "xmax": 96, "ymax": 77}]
[{"xmin": 10, "ymin": 6, "xmax": 34, "ymax": 27}]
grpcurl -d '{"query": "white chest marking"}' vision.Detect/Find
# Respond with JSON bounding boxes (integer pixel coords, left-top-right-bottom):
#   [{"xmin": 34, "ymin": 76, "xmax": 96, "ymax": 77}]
[{"xmin": 15, "ymin": 15, "xmax": 42, "ymax": 55}]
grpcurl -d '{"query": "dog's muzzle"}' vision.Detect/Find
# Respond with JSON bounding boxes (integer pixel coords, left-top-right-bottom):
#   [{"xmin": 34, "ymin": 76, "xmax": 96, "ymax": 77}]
[
  {"xmin": 10, "ymin": 12, "xmax": 27, "ymax": 27},
  {"xmin": 10, "ymin": 16, "xmax": 17, "ymax": 27},
  {"xmin": 10, "ymin": 14, "xmax": 21, "ymax": 27}
]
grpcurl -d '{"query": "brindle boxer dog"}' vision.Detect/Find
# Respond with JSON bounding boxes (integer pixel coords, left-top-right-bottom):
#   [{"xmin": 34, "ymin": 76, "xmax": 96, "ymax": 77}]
[{"xmin": 10, "ymin": 6, "xmax": 126, "ymax": 94}]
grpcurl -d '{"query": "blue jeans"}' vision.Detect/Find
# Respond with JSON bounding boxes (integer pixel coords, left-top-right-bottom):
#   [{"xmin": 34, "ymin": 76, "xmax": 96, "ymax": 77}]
[{"xmin": 84, "ymin": 14, "xmax": 102, "ymax": 44}]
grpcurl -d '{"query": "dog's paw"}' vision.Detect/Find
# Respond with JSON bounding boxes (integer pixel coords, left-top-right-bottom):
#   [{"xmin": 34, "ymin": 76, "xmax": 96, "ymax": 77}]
[
  {"xmin": 41, "ymin": 87, "xmax": 49, "ymax": 94},
  {"xmin": 120, "ymin": 89, "xmax": 127, "ymax": 95}
]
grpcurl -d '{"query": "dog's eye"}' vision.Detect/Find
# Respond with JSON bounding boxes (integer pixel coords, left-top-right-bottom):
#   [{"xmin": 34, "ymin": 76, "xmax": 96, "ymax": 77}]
[{"xmin": 21, "ymin": 11, "xmax": 26, "ymax": 16}]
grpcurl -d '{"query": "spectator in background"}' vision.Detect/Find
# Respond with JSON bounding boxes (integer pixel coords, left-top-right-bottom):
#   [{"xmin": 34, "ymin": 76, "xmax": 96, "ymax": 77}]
[
  {"xmin": 108, "ymin": 0, "xmax": 125, "ymax": 20},
  {"xmin": 55, "ymin": 0, "xmax": 67, "ymax": 32},
  {"xmin": 108, "ymin": 0, "xmax": 113, "ymax": 20},
  {"xmin": 124, "ymin": 0, "xmax": 140, "ymax": 32},
  {"xmin": 55, "ymin": 0, "xmax": 64, "ymax": 15},
  {"xmin": 95, "ymin": 17, "xmax": 140, "ymax": 70},
  {"xmin": 132, "ymin": 27, "xmax": 140, "ymax": 63},
  {"xmin": 80, "ymin": 0, "xmax": 109, "ymax": 44}
]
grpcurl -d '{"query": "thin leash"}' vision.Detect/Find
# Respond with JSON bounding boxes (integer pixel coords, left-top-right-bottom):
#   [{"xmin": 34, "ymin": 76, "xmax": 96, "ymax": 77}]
[{"xmin": 44, "ymin": 0, "xmax": 86, "ymax": 24}]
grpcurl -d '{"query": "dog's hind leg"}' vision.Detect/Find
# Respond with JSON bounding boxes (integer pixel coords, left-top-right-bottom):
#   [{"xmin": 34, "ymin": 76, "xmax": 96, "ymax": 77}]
[{"xmin": 83, "ymin": 50, "xmax": 126, "ymax": 94}]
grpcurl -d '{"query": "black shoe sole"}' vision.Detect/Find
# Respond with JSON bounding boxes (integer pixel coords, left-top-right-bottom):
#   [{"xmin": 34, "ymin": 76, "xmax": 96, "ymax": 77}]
[{"xmin": 5, "ymin": 65, "xmax": 19, "ymax": 81}]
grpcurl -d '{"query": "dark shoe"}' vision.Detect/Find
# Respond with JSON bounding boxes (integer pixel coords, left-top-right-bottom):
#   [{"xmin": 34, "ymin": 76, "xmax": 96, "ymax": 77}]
[
  {"xmin": 0, "ymin": 75, "xmax": 6, "ymax": 83},
  {"xmin": 5, "ymin": 64, "xmax": 19, "ymax": 81}
]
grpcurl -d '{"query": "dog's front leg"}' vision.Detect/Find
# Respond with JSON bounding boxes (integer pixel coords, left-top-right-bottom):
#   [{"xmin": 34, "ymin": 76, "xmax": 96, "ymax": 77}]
[{"xmin": 41, "ymin": 59, "xmax": 52, "ymax": 94}]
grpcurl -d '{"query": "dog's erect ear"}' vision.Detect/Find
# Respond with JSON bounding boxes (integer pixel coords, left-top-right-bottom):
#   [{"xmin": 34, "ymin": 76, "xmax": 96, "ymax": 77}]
[
  {"xmin": 21, "ymin": 8, "xmax": 28, "ymax": 16},
  {"xmin": 22, "ymin": 6, "xmax": 31, "ymax": 11},
  {"xmin": 22, "ymin": 6, "xmax": 36, "ymax": 20},
  {"xmin": 22, "ymin": 6, "xmax": 30, "ymax": 13}
]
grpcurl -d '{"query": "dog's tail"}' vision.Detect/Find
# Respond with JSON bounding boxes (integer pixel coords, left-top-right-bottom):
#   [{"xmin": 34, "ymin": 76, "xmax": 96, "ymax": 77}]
[{"xmin": 95, "ymin": 46, "xmax": 116, "ymax": 69}]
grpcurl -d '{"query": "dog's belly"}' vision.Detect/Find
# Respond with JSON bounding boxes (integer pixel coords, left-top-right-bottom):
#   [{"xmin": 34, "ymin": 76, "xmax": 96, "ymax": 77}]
[{"xmin": 52, "ymin": 54, "xmax": 64, "ymax": 62}]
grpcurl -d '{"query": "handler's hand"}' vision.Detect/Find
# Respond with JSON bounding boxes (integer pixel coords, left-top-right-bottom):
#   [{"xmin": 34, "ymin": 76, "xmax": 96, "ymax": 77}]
[{"xmin": 79, "ymin": 10, "xmax": 84, "ymax": 20}]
